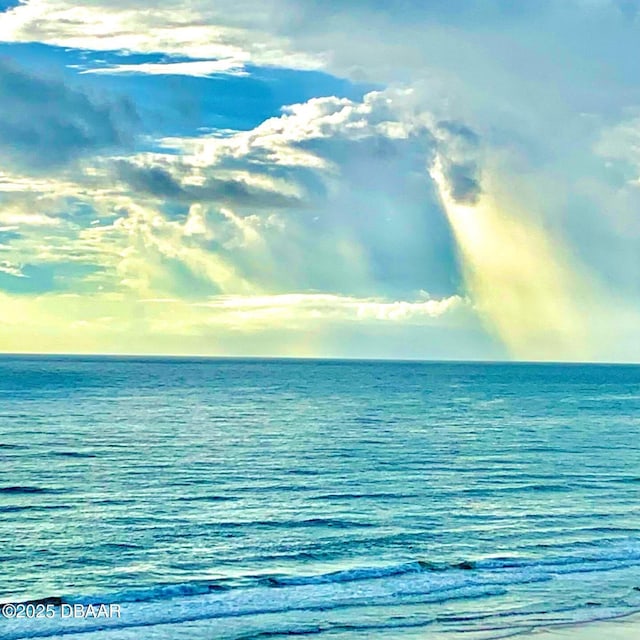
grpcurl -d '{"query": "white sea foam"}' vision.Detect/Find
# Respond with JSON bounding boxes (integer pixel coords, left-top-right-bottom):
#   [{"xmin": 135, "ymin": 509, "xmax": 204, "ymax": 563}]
[{"xmin": 5, "ymin": 547, "xmax": 640, "ymax": 639}]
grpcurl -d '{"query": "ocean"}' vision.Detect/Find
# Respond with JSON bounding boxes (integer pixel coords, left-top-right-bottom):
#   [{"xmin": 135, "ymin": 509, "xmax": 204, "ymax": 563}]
[{"xmin": 1, "ymin": 356, "xmax": 640, "ymax": 639}]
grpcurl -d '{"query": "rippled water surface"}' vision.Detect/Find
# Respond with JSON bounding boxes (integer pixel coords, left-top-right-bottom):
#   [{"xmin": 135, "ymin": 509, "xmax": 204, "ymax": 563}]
[{"xmin": 1, "ymin": 357, "xmax": 640, "ymax": 639}]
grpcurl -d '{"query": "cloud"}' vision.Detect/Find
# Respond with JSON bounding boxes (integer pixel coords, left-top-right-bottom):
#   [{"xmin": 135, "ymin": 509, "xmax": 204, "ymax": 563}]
[
  {"xmin": 112, "ymin": 159, "xmax": 302, "ymax": 208},
  {"xmin": 0, "ymin": 260, "xmax": 24, "ymax": 277},
  {"xmin": 443, "ymin": 163, "xmax": 482, "ymax": 204},
  {"xmin": 0, "ymin": 0, "xmax": 322, "ymax": 70},
  {"xmin": 80, "ymin": 58, "xmax": 248, "ymax": 78},
  {"xmin": 193, "ymin": 292, "xmax": 463, "ymax": 326},
  {"xmin": 100, "ymin": 90, "xmax": 466, "ymax": 301},
  {"xmin": 0, "ymin": 288, "xmax": 476, "ymax": 358},
  {"xmin": 0, "ymin": 58, "xmax": 137, "ymax": 170}
]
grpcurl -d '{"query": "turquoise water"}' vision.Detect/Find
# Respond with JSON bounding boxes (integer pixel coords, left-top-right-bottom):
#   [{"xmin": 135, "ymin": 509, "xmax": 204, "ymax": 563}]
[{"xmin": 1, "ymin": 356, "xmax": 640, "ymax": 639}]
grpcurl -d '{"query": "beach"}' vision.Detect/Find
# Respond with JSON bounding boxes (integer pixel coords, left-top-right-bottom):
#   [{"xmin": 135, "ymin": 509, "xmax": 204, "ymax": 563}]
[{"xmin": 516, "ymin": 614, "xmax": 640, "ymax": 639}]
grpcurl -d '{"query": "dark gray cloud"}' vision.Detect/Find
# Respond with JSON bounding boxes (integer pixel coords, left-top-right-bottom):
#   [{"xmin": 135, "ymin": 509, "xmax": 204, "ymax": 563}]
[
  {"xmin": 0, "ymin": 58, "xmax": 137, "ymax": 170},
  {"xmin": 114, "ymin": 162, "xmax": 185, "ymax": 200},
  {"xmin": 445, "ymin": 161, "xmax": 482, "ymax": 204},
  {"xmin": 113, "ymin": 160, "xmax": 301, "ymax": 209},
  {"xmin": 434, "ymin": 120, "xmax": 482, "ymax": 204}
]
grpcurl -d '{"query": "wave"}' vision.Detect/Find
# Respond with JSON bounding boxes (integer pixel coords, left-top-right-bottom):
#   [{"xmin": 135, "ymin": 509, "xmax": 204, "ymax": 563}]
[
  {"xmin": 6, "ymin": 545, "xmax": 640, "ymax": 639},
  {"xmin": 2, "ymin": 584, "xmax": 508, "ymax": 640},
  {"xmin": 262, "ymin": 560, "xmax": 433, "ymax": 587},
  {"xmin": 0, "ymin": 486, "xmax": 62, "ymax": 494},
  {"xmin": 307, "ymin": 492, "xmax": 419, "ymax": 501},
  {"xmin": 49, "ymin": 451, "xmax": 97, "ymax": 459}
]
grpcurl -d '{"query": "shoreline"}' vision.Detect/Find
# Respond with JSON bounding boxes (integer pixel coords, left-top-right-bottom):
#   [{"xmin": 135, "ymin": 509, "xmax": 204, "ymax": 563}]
[{"xmin": 513, "ymin": 612, "xmax": 640, "ymax": 638}]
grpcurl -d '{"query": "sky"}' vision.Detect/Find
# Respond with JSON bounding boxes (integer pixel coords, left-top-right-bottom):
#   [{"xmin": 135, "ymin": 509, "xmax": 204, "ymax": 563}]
[{"xmin": 0, "ymin": 0, "xmax": 638, "ymax": 361}]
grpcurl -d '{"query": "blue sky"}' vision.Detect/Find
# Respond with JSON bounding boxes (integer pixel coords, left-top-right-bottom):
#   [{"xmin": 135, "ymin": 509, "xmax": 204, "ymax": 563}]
[{"xmin": 0, "ymin": 0, "xmax": 638, "ymax": 361}]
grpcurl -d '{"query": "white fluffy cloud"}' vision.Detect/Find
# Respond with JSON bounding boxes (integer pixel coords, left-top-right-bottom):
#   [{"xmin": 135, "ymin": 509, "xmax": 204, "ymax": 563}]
[
  {"xmin": 81, "ymin": 59, "xmax": 249, "ymax": 77},
  {"xmin": 0, "ymin": 0, "xmax": 322, "ymax": 69},
  {"xmin": 96, "ymin": 89, "xmax": 471, "ymax": 304}
]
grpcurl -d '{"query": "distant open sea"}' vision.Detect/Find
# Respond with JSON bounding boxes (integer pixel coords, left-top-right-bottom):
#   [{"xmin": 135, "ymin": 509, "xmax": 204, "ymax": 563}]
[{"xmin": 1, "ymin": 356, "xmax": 640, "ymax": 639}]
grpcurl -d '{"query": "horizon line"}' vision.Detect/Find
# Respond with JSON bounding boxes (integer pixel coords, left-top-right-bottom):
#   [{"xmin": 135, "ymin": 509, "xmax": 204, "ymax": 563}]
[{"xmin": 0, "ymin": 352, "xmax": 638, "ymax": 367}]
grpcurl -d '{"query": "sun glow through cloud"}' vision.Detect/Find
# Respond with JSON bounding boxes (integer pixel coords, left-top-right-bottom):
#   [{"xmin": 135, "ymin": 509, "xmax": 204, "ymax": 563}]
[{"xmin": 430, "ymin": 160, "xmax": 593, "ymax": 362}]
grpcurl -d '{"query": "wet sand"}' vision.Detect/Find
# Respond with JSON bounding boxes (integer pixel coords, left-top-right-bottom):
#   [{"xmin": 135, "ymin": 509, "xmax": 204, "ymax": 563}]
[{"xmin": 515, "ymin": 613, "xmax": 640, "ymax": 639}]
